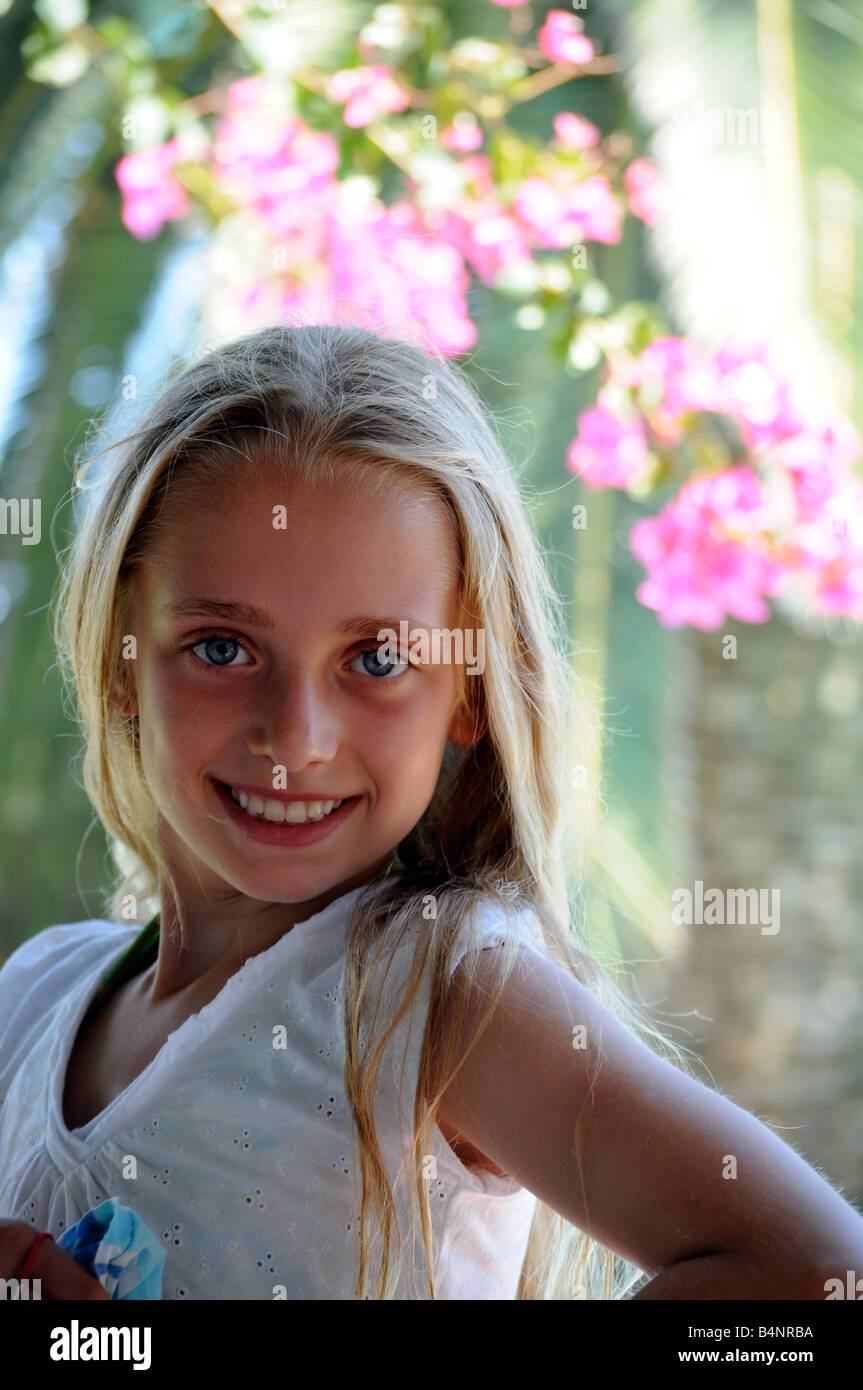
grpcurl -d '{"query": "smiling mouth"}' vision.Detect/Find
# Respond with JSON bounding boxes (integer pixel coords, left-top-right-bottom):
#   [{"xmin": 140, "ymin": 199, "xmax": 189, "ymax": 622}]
[{"xmin": 218, "ymin": 783, "xmax": 349, "ymax": 825}]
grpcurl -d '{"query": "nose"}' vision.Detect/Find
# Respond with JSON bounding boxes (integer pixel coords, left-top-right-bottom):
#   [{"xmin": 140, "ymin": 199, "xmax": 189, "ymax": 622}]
[{"xmin": 244, "ymin": 670, "xmax": 341, "ymax": 772}]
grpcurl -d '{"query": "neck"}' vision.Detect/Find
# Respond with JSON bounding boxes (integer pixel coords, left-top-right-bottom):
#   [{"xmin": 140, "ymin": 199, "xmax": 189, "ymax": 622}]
[{"xmin": 146, "ymin": 851, "xmax": 402, "ymax": 1005}]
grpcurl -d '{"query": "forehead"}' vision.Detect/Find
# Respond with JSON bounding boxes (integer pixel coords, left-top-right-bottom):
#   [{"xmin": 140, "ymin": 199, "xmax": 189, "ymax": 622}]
[{"xmin": 134, "ymin": 469, "xmax": 463, "ymax": 628}]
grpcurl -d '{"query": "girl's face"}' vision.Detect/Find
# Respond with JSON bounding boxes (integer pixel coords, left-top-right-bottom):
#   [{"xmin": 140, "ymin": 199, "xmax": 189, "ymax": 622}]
[{"xmin": 123, "ymin": 467, "xmax": 476, "ymax": 920}]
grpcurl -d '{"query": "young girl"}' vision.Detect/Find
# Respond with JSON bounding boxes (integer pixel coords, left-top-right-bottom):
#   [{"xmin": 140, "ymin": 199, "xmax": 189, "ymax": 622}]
[{"xmin": 0, "ymin": 322, "xmax": 861, "ymax": 1301}]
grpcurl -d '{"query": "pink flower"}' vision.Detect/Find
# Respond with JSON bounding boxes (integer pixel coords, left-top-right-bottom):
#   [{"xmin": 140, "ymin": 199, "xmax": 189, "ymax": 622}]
[
  {"xmin": 565, "ymin": 174, "xmax": 623, "ymax": 244},
  {"xmin": 777, "ymin": 395, "xmax": 860, "ymax": 471},
  {"xmin": 713, "ymin": 343, "xmax": 802, "ymax": 448},
  {"xmin": 815, "ymin": 560, "xmax": 863, "ymax": 619},
  {"xmin": 225, "ymin": 75, "xmax": 271, "ymax": 111},
  {"xmin": 787, "ymin": 503, "xmax": 863, "ymax": 619},
  {"xmin": 632, "ymin": 337, "xmax": 724, "ymax": 442},
  {"xmin": 489, "ymin": 0, "xmax": 528, "ymax": 6},
  {"xmin": 443, "ymin": 204, "xmax": 533, "ymax": 286},
  {"xmin": 772, "ymin": 437, "xmax": 863, "ymax": 618},
  {"xmin": 216, "ymin": 79, "xmax": 335, "ymax": 177},
  {"xmin": 380, "ymin": 201, "xmax": 476, "ymax": 353},
  {"xmin": 511, "ymin": 176, "xmax": 572, "ymax": 247},
  {"xmin": 211, "ymin": 82, "xmax": 340, "ymax": 238},
  {"xmin": 216, "ymin": 119, "xmax": 339, "ymax": 230},
  {"xmin": 624, "ymin": 157, "xmax": 673, "ymax": 225},
  {"xmin": 772, "ymin": 420, "xmax": 860, "ymax": 486},
  {"xmin": 577, "ymin": 329, "xmax": 863, "ymax": 627},
  {"xmin": 514, "ymin": 173, "xmax": 621, "ymax": 247},
  {"xmin": 629, "ymin": 466, "xmax": 781, "ymax": 629},
  {"xmin": 566, "ymin": 408, "xmax": 649, "ymax": 489},
  {"xmin": 326, "ymin": 65, "xmax": 410, "ymax": 128},
  {"xmin": 459, "ymin": 154, "xmax": 494, "ymax": 186},
  {"xmin": 538, "ymin": 10, "xmax": 595, "ymax": 65},
  {"xmin": 514, "ymin": 177, "xmax": 575, "ymax": 247},
  {"xmin": 441, "ymin": 122, "xmax": 484, "ymax": 152},
  {"xmin": 263, "ymin": 187, "xmax": 476, "ymax": 356},
  {"xmin": 115, "ymin": 139, "xmax": 191, "ymax": 241},
  {"xmin": 553, "ymin": 112, "xmax": 601, "ymax": 151}
]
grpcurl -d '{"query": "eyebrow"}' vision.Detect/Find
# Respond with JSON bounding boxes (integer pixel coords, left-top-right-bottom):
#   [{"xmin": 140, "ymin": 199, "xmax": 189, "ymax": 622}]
[{"xmin": 160, "ymin": 598, "xmax": 439, "ymax": 635}]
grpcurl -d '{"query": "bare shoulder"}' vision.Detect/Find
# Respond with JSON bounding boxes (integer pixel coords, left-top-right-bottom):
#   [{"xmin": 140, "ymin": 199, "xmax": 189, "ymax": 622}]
[{"xmin": 430, "ymin": 943, "xmax": 857, "ymax": 1281}]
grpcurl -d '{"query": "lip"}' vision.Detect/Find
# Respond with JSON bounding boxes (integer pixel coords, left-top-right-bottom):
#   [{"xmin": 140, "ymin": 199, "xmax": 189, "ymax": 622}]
[{"xmin": 211, "ymin": 777, "xmax": 361, "ymax": 847}]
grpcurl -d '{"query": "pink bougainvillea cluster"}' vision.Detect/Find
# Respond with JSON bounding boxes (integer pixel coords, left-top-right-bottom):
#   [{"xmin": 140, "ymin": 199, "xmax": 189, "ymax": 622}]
[
  {"xmin": 567, "ymin": 337, "xmax": 863, "ymax": 628},
  {"xmin": 114, "ymin": 48, "xmax": 662, "ymax": 356}
]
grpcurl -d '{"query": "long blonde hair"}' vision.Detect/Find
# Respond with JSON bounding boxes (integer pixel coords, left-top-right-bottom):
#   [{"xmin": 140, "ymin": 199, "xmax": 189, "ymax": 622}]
[{"xmin": 53, "ymin": 321, "xmax": 695, "ymax": 1299}]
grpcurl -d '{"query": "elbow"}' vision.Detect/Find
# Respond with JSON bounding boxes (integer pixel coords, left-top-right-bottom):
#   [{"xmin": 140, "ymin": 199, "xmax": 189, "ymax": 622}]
[
  {"xmin": 786, "ymin": 1226, "xmax": 863, "ymax": 1300},
  {"xmin": 730, "ymin": 1216, "xmax": 863, "ymax": 1300},
  {"xmin": 744, "ymin": 1248, "xmax": 863, "ymax": 1301},
  {"xmin": 812, "ymin": 1257, "xmax": 863, "ymax": 1302}
]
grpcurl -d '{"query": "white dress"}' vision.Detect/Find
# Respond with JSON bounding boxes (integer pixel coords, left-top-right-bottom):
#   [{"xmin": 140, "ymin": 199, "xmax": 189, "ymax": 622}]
[{"xmin": 0, "ymin": 880, "xmax": 547, "ymax": 1299}]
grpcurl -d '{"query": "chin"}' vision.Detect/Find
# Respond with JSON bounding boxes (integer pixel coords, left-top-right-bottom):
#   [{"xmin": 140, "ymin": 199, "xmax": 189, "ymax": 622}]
[{"xmin": 226, "ymin": 866, "xmax": 355, "ymax": 905}]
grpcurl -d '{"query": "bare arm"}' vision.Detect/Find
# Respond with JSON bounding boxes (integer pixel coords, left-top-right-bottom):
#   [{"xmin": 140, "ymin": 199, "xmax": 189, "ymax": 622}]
[
  {"xmin": 430, "ymin": 945, "xmax": 863, "ymax": 1298},
  {"xmin": 0, "ymin": 1220, "xmax": 110, "ymax": 1299}
]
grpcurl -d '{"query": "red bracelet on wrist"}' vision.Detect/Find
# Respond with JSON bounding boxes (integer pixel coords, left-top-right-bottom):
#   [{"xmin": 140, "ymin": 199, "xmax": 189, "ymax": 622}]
[{"xmin": 16, "ymin": 1231, "xmax": 54, "ymax": 1280}]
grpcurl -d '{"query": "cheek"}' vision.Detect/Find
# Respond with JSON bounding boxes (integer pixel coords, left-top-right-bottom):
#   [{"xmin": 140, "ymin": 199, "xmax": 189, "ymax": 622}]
[
  {"xmin": 362, "ymin": 680, "xmax": 454, "ymax": 773},
  {"xmin": 137, "ymin": 657, "xmax": 222, "ymax": 775}
]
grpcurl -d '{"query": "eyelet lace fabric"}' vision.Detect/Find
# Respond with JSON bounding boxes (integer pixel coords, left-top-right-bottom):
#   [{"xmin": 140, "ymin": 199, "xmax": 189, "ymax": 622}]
[{"xmin": 0, "ymin": 884, "xmax": 544, "ymax": 1299}]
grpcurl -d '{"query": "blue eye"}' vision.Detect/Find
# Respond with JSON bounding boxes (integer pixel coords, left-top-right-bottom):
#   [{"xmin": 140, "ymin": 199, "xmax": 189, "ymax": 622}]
[
  {"xmin": 191, "ymin": 636, "xmax": 252, "ymax": 667},
  {"xmin": 349, "ymin": 647, "xmax": 411, "ymax": 680}
]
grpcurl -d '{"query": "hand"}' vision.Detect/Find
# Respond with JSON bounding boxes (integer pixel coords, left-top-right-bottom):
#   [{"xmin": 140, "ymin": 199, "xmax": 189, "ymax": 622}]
[{"xmin": 0, "ymin": 1218, "xmax": 110, "ymax": 1300}]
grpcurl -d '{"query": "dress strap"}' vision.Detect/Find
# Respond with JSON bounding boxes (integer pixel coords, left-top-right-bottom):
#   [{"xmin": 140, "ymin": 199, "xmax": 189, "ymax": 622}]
[{"xmin": 83, "ymin": 913, "xmax": 160, "ymax": 1023}]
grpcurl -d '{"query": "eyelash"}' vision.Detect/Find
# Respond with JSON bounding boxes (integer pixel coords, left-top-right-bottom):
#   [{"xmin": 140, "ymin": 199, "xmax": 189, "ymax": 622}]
[{"xmin": 182, "ymin": 631, "xmax": 415, "ymax": 681}]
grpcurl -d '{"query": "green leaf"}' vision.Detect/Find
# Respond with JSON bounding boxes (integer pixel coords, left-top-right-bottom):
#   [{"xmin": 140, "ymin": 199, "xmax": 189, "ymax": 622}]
[
  {"xmin": 32, "ymin": 0, "xmax": 88, "ymax": 34},
  {"xmin": 93, "ymin": 16, "xmax": 153, "ymax": 63},
  {"xmin": 25, "ymin": 39, "xmax": 90, "ymax": 86}
]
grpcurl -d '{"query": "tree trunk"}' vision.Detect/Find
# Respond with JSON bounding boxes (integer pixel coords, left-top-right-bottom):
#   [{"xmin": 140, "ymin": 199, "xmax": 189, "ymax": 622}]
[{"xmin": 645, "ymin": 618, "xmax": 863, "ymax": 1204}]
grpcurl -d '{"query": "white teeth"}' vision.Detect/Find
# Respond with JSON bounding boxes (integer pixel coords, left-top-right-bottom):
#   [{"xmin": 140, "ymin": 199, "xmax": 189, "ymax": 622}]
[{"xmin": 228, "ymin": 788, "xmax": 345, "ymax": 824}]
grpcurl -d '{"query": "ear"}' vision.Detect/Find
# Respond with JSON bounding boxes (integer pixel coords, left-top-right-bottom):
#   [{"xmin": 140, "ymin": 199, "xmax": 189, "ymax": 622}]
[
  {"xmin": 446, "ymin": 688, "xmax": 482, "ymax": 746},
  {"xmin": 117, "ymin": 688, "xmax": 139, "ymax": 719},
  {"xmin": 111, "ymin": 660, "xmax": 138, "ymax": 720}
]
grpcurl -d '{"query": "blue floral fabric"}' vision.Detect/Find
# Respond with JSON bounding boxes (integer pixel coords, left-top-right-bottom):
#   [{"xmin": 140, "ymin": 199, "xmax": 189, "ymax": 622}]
[{"xmin": 57, "ymin": 1197, "xmax": 165, "ymax": 1299}]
